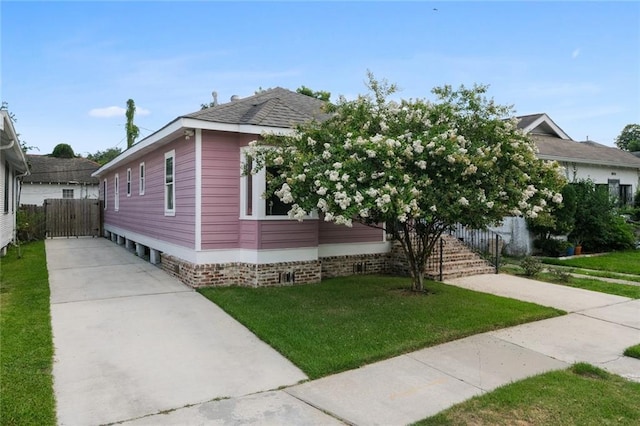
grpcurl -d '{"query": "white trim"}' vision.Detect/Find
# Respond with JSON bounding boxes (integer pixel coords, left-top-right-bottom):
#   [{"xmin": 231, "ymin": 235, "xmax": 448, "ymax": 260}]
[
  {"xmin": 103, "ymin": 178, "xmax": 107, "ymax": 210},
  {"xmin": 522, "ymin": 114, "xmax": 571, "ymax": 140},
  {"xmin": 114, "ymin": 173, "xmax": 119, "ymax": 212},
  {"xmin": 195, "ymin": 129, "xmax": 202, "ymax": 251},
  {"xmin": 103, "ymin": 224, "xmax": 390, "ymax": 265},
  {"xmin": 318, "ymin": 241, "xmax": 391, "ymax": 257},
  {"xmin": 164, "ymin": 150, "xmax": 176, "ymax": 216}
]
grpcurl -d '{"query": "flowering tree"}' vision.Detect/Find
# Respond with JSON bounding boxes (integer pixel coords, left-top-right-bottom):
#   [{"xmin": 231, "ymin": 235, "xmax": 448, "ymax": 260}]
[{"xmin": 250, "ymin": 76, "xmax": 566, "ymax": 291}]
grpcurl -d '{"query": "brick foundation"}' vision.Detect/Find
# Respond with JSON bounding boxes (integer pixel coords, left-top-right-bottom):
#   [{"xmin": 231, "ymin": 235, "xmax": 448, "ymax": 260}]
[
  {"xmin": 320, "ymin": 253, "xmax": 389, "ymax": 278},
  {"xmin": 160, "ymin": 254, "xmax": 322, "ymax": 288}
]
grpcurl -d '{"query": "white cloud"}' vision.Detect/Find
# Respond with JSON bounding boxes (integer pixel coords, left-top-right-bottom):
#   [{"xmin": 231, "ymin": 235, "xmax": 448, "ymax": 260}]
[
  {"xmin": 89, "ymin": 105, "xmax": 151, "ymax": 117},
  {"xmin": 572, "ymin": 48, "xmax": 581, "ymax": 59},
  {"xmin": 89, "ymin": 106, "xmax": 125, "ymax": 117}
]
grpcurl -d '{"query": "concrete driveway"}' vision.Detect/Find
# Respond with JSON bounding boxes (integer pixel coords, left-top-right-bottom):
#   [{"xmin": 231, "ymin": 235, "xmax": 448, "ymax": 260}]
[{"xmin": 47, "ymin": 238, "xmax": 309, "ymax": 426}]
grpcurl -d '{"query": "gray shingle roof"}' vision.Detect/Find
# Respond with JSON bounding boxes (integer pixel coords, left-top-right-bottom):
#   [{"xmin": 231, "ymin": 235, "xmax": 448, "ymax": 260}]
[
  {"xmin": 183, "ymin": 87, "xmax": 330, "ymax": 127},
  {"xmin": 516, "ymin": 113, "xmax": 545, "ymax": 130},
  {"xmin": 533, "ymin": 135, "xmax": 640, "ymax": 168},
  {"xmin": 23, "ymin": 155, "xmax": 100, "ymax": 184}
]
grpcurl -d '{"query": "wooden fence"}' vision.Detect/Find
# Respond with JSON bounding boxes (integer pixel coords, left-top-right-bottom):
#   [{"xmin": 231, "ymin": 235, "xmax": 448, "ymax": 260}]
[{"xmin": 44, "ymin": 199, "xmax": 102, "ymax": 238}]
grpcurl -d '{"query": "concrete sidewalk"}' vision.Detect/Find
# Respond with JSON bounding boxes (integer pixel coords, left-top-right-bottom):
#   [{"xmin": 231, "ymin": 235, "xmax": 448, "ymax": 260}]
[{"xmin": 49, "ymin": 239, "xmax": 640, "ymax": 425}]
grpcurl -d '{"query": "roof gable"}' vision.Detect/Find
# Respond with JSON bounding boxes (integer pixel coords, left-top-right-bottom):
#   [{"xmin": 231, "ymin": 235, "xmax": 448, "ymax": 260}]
[
  {"xmin": 23, "ymin": 155, "xmax": 100, "ymax": 185},
  {"xmin": 516, "ymin": 113, "xmax": 571, "ymax": 140}
]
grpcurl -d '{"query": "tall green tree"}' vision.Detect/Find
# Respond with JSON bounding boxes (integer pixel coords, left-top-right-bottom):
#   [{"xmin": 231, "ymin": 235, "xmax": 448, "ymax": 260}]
[
  {"xmin": 250, "ymin": 75, "xmax": 566, "ymax": 292},
  {"xmin": 125, "ymin": 99, "xmax": 140, "ymax": 149},
  {"xmin": 615, "ymin": 124, "xmax": 640, "ymax": 151},
  {"xmin": 50, "ymin": 143, "xmax": 75, "ymax": 158}
]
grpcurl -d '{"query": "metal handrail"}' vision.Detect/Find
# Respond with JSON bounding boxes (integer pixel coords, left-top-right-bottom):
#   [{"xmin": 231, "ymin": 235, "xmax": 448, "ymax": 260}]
[{"xmin": 449, "ymin": 224, "xmax": 502, "ymax": 273}]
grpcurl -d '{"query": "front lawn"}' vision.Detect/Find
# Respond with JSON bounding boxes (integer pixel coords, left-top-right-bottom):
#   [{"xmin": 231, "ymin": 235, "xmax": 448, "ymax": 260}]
[
  {"xmin": 542, "ymin": 250, "xmax": 640, "ymax": 275},
  {"xmin": 199, "ymin": 275, "xmax": 563, "ymax": 379},
  {"xmin": 0, "ymin": 242, "xmax": 56, "ymax": 426},
  {"xmin": 417, "ymin": 363, "xmax": 640, "ymax": 425}
]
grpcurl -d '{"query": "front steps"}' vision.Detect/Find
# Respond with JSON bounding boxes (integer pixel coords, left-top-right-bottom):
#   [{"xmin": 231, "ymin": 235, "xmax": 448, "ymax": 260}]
[{"xmin": 425, "ymin": 234, "xmax": 496, "ymax": 280}]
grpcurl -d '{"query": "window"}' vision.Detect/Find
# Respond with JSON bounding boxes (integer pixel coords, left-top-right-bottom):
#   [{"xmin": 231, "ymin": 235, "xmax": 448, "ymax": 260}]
[
  {"xmin": 126, "ymin": 168, "xmax": 132, "ymax": 196},
  {"xmin": 103, "ymin": 179, "xmax": 107, "ymax": 210},
  {"xmin": 62, "ymin": 189, "xmax": 74, "ymax": 199},
  {"xmin": 244, "ymin": 157, "xmax": 253, "ymax": 216},
  {"xmin": 164, "ymin": 151, "xmax": 175, "ymax": 215},
  {"xmin": 265, "ymin": 166, "xmax": 289, "ymax": 216},
  {"xmin": 114, "ymin": 173, "xmax": 119, "ymax": 211},
  {"xmin": 139, "ymin": 162, "xmax": 145, "ymax": 195}
]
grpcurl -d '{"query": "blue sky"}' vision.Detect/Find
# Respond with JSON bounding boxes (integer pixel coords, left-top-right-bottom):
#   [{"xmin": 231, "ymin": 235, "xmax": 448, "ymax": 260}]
[{"xmin": 2, "ymin": 1, "xmax": 639, "ymax": 156}]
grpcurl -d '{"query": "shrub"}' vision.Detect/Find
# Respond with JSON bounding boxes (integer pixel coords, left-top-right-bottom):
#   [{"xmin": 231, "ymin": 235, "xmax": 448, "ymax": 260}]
[
  {"xmin": 17, "ymin": 208, "xmax": 46, "ymax": 241},
  {"xmin": 521, "ymin": 256, "xmax": 543, "ymax": 276},
  {"xmin": 549, "ymin": 268, "xmax": 572, "ymax": 282},
  {"xmin": 534, "ymin": 238, "xmax": 570, "ymax": 257}
]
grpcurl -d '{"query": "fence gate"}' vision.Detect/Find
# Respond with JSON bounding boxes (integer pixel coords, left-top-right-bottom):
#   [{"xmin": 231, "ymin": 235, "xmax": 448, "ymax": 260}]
[{"xmin": 44, "ymin": 199, "xmax": 102, "ymax": 238}]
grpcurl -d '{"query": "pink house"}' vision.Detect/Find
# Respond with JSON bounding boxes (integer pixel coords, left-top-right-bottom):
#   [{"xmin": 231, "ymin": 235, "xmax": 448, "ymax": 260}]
[{"xmin": 92, "ymin": 88, "xmax": 389, "ymax": 287}]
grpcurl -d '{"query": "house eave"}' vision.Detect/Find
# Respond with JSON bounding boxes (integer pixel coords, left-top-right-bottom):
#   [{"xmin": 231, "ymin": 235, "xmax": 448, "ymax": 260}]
[
  {"xmin": 523, "ymin": 113, "xmax": 571, "ymax": 140},
  {"xmin": 538, "ymin": 154, "xmax": 640, "ymax": 170},
  {"xmin": 92, "ymin": 117, "xmax": 294, "ymax": 177}
]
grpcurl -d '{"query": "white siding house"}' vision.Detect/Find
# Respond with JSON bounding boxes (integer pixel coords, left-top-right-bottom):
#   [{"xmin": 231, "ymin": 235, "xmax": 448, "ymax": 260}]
[
  {"xmin": 492, "ymin": 114, "xmax": 640, "ymax": 255},
  {"xmin": 0, "ymin": 110, "xmax": 29, "ymax": 255},
  {"xmin": 21, "ymin": 155, "xmax": 100, "ymax": 206}
]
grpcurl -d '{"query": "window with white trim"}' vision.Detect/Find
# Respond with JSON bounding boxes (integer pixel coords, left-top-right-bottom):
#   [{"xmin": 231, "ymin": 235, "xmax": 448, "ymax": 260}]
[
  {"xmin": 62, "ymin": 189, "xmax": 74, "ymax": 199},
  {"xmin": 3, "ymin": 162, "xmax": 9, "ymax": 213},
  {"xmin": 126, "ymin": 168, "xmax": 132, "ymax": 196},
  {"xmin": 164, "ymin": 150, "xmax": 175, "ymax": 215},
  {"xmin": 239, "ymin": 149, "xmax": 316, "ymax": 221},
  {"xmin": 139, "ymin": 162, "xmax": 145, "ymax": 195},
  {"xmin": 103, "ymin": 179, "xmax": 107, "ymax": 210},
  {"xmin": 114, "ymin": 173, "xmax": 119, "ymax": 211}
]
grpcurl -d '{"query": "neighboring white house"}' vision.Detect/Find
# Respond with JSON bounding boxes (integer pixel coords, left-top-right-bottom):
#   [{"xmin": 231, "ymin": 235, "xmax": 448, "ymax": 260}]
[
  {"xmin": 21, "ymin": 155, "xmax": 100, "ymax": 205},
  {"xmin": 0, "ymin": 110, "xmax": 29, "ymax": 255},
  {"xmin": 492, "ymin": 113, "xmax": 640, "ymax": 255}
]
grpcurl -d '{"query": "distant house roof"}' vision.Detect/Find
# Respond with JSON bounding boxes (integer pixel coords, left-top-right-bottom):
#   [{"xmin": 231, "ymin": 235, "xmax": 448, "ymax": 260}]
[
  {"xmin": 516, "ymin": 113, "xmax": 571, "ymax": 140},
  {"xmin": 533, "ymin": 135, "xmax": 640, "ymax": 169},
  {"xmin": 23, "ymin": 155, "xmax": 100, "ymax": 185},
  {"xmin": 183, "ymin": 87, "xmax": 330, "ymax": 127}
]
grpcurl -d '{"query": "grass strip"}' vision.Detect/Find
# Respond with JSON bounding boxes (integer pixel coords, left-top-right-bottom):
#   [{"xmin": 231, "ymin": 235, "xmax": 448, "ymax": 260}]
[
  {"xmin": 541, "ymin": 251, "xmax": 640, "ymax": 275},
  {"xmin": 199, "ymin": 275, "xmax": 563, "ymax": 379},
  {"xmin": 417, "ymin": 363, "xmax": 640, "ymax": 425},
  {"xmin": 624, "ymin": 344, "xmax": 640, "ymax": 359},
  {"xmin": 0, "ymin": 241, "xmax": 56, "ymax": 426}
]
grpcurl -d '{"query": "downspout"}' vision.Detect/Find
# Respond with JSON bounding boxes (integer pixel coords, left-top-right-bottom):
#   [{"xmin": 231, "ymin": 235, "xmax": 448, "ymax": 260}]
[{"xmin": 0, "ymin": 138, "xmax": 16, "ymax": 151}]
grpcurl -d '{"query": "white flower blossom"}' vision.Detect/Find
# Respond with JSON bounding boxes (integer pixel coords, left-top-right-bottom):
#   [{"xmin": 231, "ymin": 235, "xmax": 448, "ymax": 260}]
[
  {"xmin": 416, "ymin": 160, "xmax": 427, "ymax": 170},
  {"xmin": 430, "ymin": 205, "xmax": 437, "ymax": 212},
  {"xmin": 316, "ymin": 187, "xmax": 328, "ymax": 196},
  {"xmin": 333, "ymin": 162, "xmax": 342, "ymax": 170},
  {"xmin": 322, "ymin": 150, "xmax": 331, "ymax": 160},
  {"xmin": 273, "ymin": 156, "xmax": 284, "ymax": 166},
  {"xmin": 552, "ymin": 193, "xmax": 563, "ymax": 203},
  {"xmin": 458, "ymin": 197, "xmax": 469, "ymax": 206},
  {"xmin": 328, "ymin": 170, "xmax": 340, "ymax": 181},
  {"xmin": 366, "ymin": 149, "xmax": 377, "ymax": 158}
]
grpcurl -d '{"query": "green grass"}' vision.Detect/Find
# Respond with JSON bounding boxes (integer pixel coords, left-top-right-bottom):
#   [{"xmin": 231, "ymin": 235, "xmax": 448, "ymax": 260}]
[
  {"xmin": 562, "ymin": 268, "xmax": 640, "ymax": 283},
  {"xmin": 537, "ymin": 272, "xmax": 640, "ymax": 299},
  {"xmin": 501, "ymin": 263, "xmax": 640, "ymax": 299},
  {"xmin": 542, "ymin": 250, "xmax": 640, "ymax": 275},
  {"xmin": 0, "ymin": 241, "xmax": 56, "ymax": 426},
  {"xmin": 624, "ymin": 344, "xmax": 640, "ymax": 359},
  {"xmin": 199, "ymin": 275, "xmax": 563, "ymax": 379},
  {"xmin": 417, "ymin": 363, "xmax": 640, "ymax": 425}
]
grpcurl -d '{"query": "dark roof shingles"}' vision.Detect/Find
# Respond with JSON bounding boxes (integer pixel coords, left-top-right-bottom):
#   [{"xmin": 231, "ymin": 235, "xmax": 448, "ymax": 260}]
[
  {"xmin": 533, "ymin": 135, "xmax": 640, "ymax": 168},
  {"xmin": 23, "ymin": 155, "xmax": 100, "ymax": 184},
  {"xmin": 183, "ymin": 87, "xmax": 330, "ymax": 127}
]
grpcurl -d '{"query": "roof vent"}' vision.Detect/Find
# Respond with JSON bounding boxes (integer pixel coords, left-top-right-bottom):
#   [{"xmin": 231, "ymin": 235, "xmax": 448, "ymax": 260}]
[
  {"xmin": 211, "ymin": 91, "xmax": 218, "ymax": 106},
  {"xmin": 230, "ymin": 95, "xmax": 240, "ymax": 102}
]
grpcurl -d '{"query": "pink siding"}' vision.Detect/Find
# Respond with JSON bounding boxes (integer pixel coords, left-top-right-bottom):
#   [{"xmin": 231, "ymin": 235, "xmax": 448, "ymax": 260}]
[
  {"xmin": 200, "ymin": 131, "xmax": 243, "ymax": 249},
  {"xmin": 238, "ymin": 220, "xmax": 319, "ymax": 249},
  {"xmin": 103, "ymin": 137, "xmax": 196, "ymax": 248},
  {"xmin": 319, "ymin": 220, "xmax": 384, "ymax": 245}
]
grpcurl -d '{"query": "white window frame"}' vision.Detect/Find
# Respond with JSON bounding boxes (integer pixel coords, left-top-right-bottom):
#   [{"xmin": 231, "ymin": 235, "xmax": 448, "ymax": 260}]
[
  {"xmin": 164, "ymin": 150, "xmax": 175, "ymax": 216},
  {"xmin": 62, "ymin": 188, "xmax": 74, "ymax": 199},
  {"xmin": 114, "ymin": 173, "xmax": 119, "ymax": 212},
  {"xmin": 103, "ymin": 178, "xmax": 108, "ymax": 210},
  {"xmin": 239, "ymin": 147, "xmax": 316, "ymax": 221},
  {"xmin": 139, "ymin": 162, "xmax": 145, "ymax": 195},
  {"xmin": 126, "ymin": 168, "xmax": 132, "ymax": 197}
]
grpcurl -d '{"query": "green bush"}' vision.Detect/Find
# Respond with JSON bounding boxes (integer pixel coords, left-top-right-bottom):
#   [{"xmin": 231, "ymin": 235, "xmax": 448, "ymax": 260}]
[
  {"xmin": 549, "ymin": 268, "xmax": 572, "ymax": 282},
  {"xmin": 534, "ymin": 238, "xmax": 571, "ymax": 257},
  {"xmin": 17, "ymin": 208, "xmax": 46, "ymax": 241},
  {"xmin": 521, "ymin": 256, "xmax": 543, "ymax": 276}
]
